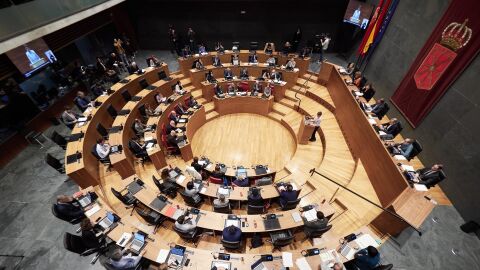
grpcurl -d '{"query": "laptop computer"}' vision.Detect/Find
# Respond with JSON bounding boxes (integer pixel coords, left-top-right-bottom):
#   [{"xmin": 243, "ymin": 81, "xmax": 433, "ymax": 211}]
[
  {"xmin": 98, "ymin": 212, "xmax": 116, "ymax": 230},
  {"xmin": 77, "ymin": 195, "xmax": 91, "ymax": 208},
  {"xmin": 224, "ymin": 218, "xmax": 240, "ymax": 228},
  {"xmin": 127, "ymin": 180, "xmax": 143, "ymax": 195},
  {"xmin": 130, "ymin": 232, "xmax": 146, "ymax": 254},
  {"xmin": 251, "ymin": 258, "xmax": 267, "ymax": 270},
  {"xmin": 263, "ymin": 218, "xmax": 281, "ymax": 230}
]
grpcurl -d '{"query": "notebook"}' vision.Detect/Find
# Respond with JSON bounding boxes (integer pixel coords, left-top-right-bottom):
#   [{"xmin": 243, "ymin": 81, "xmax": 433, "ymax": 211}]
[
  {"xmin": 127, "ymin": 180, "xmax": 143, "ymax": 195},
  {"xmin": 263, "ymin": 218, "xmax": 281, "ymax": 230},
  {"xmin": 224, "ymin": 219, "xmax": 240, "ymax": 228},
  {"xmin": 149, "ymin": 197, "xmax": 167, "ymax": 211},
  {"xmin": 304, "ymin": 208, "xmax": 318, "ymax": 222}
]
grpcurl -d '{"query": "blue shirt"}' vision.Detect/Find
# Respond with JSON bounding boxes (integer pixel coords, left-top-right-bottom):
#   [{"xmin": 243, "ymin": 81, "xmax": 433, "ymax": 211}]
[
  {"xmin": 74, "ymin": 97, "xmax": 90, "ymax": 110},
  {"xmin": 233, "ymin": 177, "xmax": 249, "ymax": 187},
  {"xmin": 399, "ymin": 143, "xmax": 413, "ymax": 159},
  {"xmin": 222, "ymin": 226, "xmax": 242, "ymax": 242},
  {"xmin": 354, "ymin": 248, "xmax": 380, "ymax": 270}
]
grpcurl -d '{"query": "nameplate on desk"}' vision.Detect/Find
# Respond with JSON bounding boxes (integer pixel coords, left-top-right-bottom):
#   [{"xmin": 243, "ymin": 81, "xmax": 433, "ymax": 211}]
[
  {"xmin": 131, "ymin": 96, "xmax": 142, "ymax": 101},
  {"xmin": 109, "ymin": 126, "xmax": 123, "ymax": 133},
  {"xmin": 178, "ymin": 118, "xmax": 188, "ymax": 123},
  {"xmin": 119, "ymin": 79, "xmax": 131, "ymax": 84},
  {"xmin": 118, "ymin": 109, "xmax": 131, "ymax": 116},
  {"xmin": 67, "ymin": 133, "xmax": 84, "ymax": 142},
  {"xmin": 66, "ymin": 153, "xmax": 82, "ymax": 164}
]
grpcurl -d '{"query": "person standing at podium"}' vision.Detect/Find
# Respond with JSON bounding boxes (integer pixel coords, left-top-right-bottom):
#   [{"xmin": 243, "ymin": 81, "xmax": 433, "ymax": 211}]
[{"xmin": 308, "ymin": 111, "xmax": 322, "ymax": 142}]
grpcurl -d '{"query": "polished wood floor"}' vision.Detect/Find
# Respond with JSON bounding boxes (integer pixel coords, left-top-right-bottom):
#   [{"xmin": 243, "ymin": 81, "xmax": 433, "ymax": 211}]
[{"xmin": 190, "ymin": 113, "xmax": 296, "ymax": 171}]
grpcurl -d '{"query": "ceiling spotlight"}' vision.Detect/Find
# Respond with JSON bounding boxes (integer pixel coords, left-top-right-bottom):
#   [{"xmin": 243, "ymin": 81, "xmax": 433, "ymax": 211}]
[{"xmin": 240, "ymin": 10, "xmax": 246, "ymax": 14}]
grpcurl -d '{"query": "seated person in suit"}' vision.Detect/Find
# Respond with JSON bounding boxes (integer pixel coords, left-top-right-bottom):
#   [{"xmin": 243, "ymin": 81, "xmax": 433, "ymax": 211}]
[
  {"xmin": 182, "ymin": 45, "xmax": 192, "ymax": 57},
  {"xmin": 175, "ymin": 103, "xmax": 189, "ymax": 115},
  {"xmin": 227, "ymin": 82, "xmax": 236, "ymax": 95},
  {"xmin": 413, "ymin": 164, "xmax": 445, "ymax": 188},
  {"xmin": 387, "ymin": 138, "xmax": 415, "ymax": 159},
  {"xmin": 214, "ymin": 83, "xmax": 225, "ymax": 98},
  {"xmin": 240, "ymin": 68, "xmax": 249, "ymax": 79},
  {"xmin": 80, "ymin": 218, "xmax": 100, "ymax": 248},
  {"xmin": 55, "ymin": 195, "xmax": 85, "ymax": 220},
  {"xmin": 299, "ymin": 46, "xmax": 312, "ymax": 58},
  {"xmin": 211, "ymin": 165, "xmax": 225, "ymax": 179},
  {"xmin": 247, "ymin": 187, "xmax": 264, "ymax": 206},
  {"xmin": 271, "ymin": 69, "xmax": 282, "ymax": 81},
  {"xmin": 90, "ymin": 82, "xmax": 106, "ymax": 98},
  {"xmin": 264, "ymin": 42, "xmax": 275, "ymax": 54},
  {"xmin": 278, "ymin": 184, "xmax": 298, "ymax": 206},
  {"xmin": 206, "ymin": 70, "xmax": 216, "ymax": 83},
  {"xmin": 224, "ymin": 68, "xmax": 233, "ymax": 80},
  {"xmin": 237, "ymin": 81, "xmax": 249, "ymax": 94},
  {"xmin": 198, "ymin": 44, "xmax": 207, "ymax": 54},
  {"xmin": 169, "ymin": 110, "xmax": 180, "ymax": 123},
  {"xmin": 251, "ymin": 80, "xmax": 263, "ymax": 96},
  {"xmin": 191, "ymin": 156, "xmax": 205, "ymax": 173},
  {"xmin": 174, "ymin": 81, "xmax": 186, "ymax": 95},
  {"xmin": 264, "ymin": 83, "xmax": 273, "ymax": 97},
  {"xmin": 167, "ymin": 130, "xmax": 181, "ymax": 151},
  {"xmin": 231, "ymin": 54, "xmax": 240, "ymax": 65},
  {"xmin": 261, "ymin": 70, "xmax": 271, "ymax": 80},
  {"xmin": 175, "ymin": 214, "xmax": 197, "ymax": 233},
  {"xmin": 195, "ymin": 59, "xmax": 205, "ymax": 70},
  {"xmin": 360, "ymin": 83, "xmax": 375, "ymax": 102},
  {"xmin": 351, "ymin": 246, "xmax": 380, "ymax": 270},
  {"xmin": 74, "ymin": 91, "xmax": 91, "ymax": 112},
  {"xmin": 302, "ymin": 210, "xmax": 328, "ymax": 233},
  {"xmin": 215, "ymin": 42, "xmax": 225, "ymax": 53},
  {"xmin": 232, "ymin": 175, "xmax": 249, "ymax": 187},
  {"xmin": 166, "ymin": 120, "xmax": 185, "ymax": 134},
  {"xmin": 282, "ymin": 41, "xmax": 292, "ymax": 55},
  {"xmin": 285, "ymin": 57, "xmax": 296, "ymax": 70},
  {"xmin": 266, "ymin": 56, "xmax": 276, "ymax": 66},
  {"xmin": 214, "ymin": 194, "xmax": 230, "ymax": 208},
  {"xmin": 248, "ymin": 51, "xmax": 258, "ymax": 63},
  {"xmin": 134, "ymin": 118, "xmax": 147, "ymax": 135},
  {"xmin": 339, "ymin": 62, "xmax": 356, "ymax": 76},
  {"xmin": 127, "ymin": 61, "xmax": 140, "ymax": 74},
  {"xmin": 61, "ymin": 106, "xmax": 82, "ymax": 129},
  {"xmin": 184, "ymin": 180, "xmax": 200, "ymax": 197},
  {"xmin": 379, "ymin": 118, "xmax": 401, "ymax": 137},
  {"xmin": 212, "ymin": 55, "xmax": 222, "ymax": 67},
  {"xmin": 155, "ymin": 93, "xmax": 166, "ymax": 104},
  {"xmin": 186, "ymin": 95, "xmax": 199, "ymax": 108},
  {"xmin": 222, "ymin": 225, "xmax": 242, "ymax": 242},
  {"xmin": 95, "ymin": 138, "xmax": 111, "ymax": 159},
  {"xmin": 109, "ymin": 248, "xmax": 143, "ymax": 270},
  {"xmin": 370, "ymin": 98, "xmax": 386, "ymax": 116},
  {"xmin": 128, "ymin": 136, "xmax": 148, "ymax": 157}
]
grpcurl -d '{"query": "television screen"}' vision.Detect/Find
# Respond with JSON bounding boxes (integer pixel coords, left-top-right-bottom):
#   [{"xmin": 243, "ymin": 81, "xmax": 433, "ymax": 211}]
[
  {"xmin": 343, "ymin": 0, "xmax": 375, "ymax": 29},
  {"xmin": 5, "ymin": 38, "xmax": 57, "ymax": 78}
]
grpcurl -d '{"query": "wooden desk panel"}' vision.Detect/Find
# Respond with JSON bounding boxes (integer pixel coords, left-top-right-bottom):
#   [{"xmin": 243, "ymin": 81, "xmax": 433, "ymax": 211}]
[{"xmin": 213, "ymin": 95, "xmax": 274, "ymax": 116}]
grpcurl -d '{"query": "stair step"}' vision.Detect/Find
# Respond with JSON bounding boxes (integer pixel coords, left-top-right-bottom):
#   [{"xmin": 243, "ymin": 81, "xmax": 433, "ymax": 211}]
[
  {"xmin": 206, "ymin": 111, "xmax": 219, "ymax": 121},
  {"xmin": 292, "ymin": 85, "xmax": 307, "ymax": 94},
  {"xmin": 267, "ymin": 111, "xmax": 283, "ymax": 122},
  {"xmin": 285, "ymin": 90, "xmax": 301, "ymax": 102},
  {"xmin": 278, "ymin": 98, "xmax": 297, "ymax": 109},
  {"xmin": 204, "ymin": 102, "xmax": 215, "ymax": 113},
  {"xmin": 272, "ymin": 103, "xmax": 292, "ymax": 116},
  {"xmin": 180, "ymin": 78, "xmax": 192, "ymax": 86},
  {"xmin": 303, "ymin": 73, "xmax": 318, "ymax": 82},
  {"xmin": 184, "ymin": 85, "xmax": 195, "ymax": 92},
  {"xmin": 191, "ymin": 90, "xmax": 203, "ymax": 99},
  {"xmin": 197, "ymin": 98, "xmax": 207, "ymax": 105}
]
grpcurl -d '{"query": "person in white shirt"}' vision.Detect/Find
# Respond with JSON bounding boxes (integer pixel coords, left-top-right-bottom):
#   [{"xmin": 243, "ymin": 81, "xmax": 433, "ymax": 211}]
[
  {"xmin": 95, "ymin": 138, "xmax": 111, "ymax": 159},
  {"xmin": 213, "ymin": 194, "xmax": 229, "ymax": 208},
  {"xmin": 174, "ymin": 81, "xmax": 185, "ymax": 95},
  {"xmin": 264, "ymin": 83, "xmax": 273, "ymax": 97},
  {"xmin": 266, "ymin": 56, "xmax": 276, "ymax": 66},
  {"xmin": 61, "ymin": 106, "xmax": 81, "ymax": 129},
  {"xmin": 271, "ymin": 69, "xmax": 281, "ymax": 81},
  {"xmin": 109, "ymin": 248, "xmax": 143, "ymax": 269},
  {"xmin": 320, "ymin": 35, "xmax": 331, "ymax": 62},
  {"xmin": 308, "ymin": 111, "xmax": 322, "ymax": 142},
  {"xmin": 285, "ymin": 58, "xmax": 296, "ymax": 70},
  {"xmin": 185, "ymin": 166, "xmax": 202, "ymax": 181},
  {"xmin": 175, "ymin": 214, "xmax": 197, "ymax": 232}
]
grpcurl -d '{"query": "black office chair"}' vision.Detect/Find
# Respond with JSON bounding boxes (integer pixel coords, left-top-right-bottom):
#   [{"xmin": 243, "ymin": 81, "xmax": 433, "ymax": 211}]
[
  {"xmin": 96, "ymin": 123, "xmax": 109, "ymax": 139},
  {"xmin": 255, "ymin": 177, "xmax": 273, "ymax": 186},
  {"xmin": 304, "ymin": 224, "xmax": 332, "ymax": 241},
  {"xmin": 269, "ymin": 230, "xmax": 295, "ymax": 252},
  {"xmin": 152, "ymin": 175, "xmax": 178, "ymax": 198},
  {"xmin": 138, "ymin": 104, "xmax": 148, "ymax": 121},
  {"xmin": 63, "ymin": 232, "xmax": 108, "ymax": 264},
  {"xmin": 408, "ymin": 140, "xmax": 423, "ymax": 161},
  {"xmin": 51, "ymin": 204, "xmax": 85, "ymax": 224},
  {"xmin": 376, "ymin": 103, "xmax": 390, "ymax": 120},
  {"xmin": 121, "ymin": 89, "xmax": 132, "ymax": 102},
  {"xmin": 139, "ymin": 79, "xmax": 149, "ymax": 89},
  {"xmin": 173, "ymin": 226, "xmax": 200, "ymax": 247},
  {"xmin": 280, "ymin": 198, "xmax": 301, "ymax": 211},
  {"xmin": 213, "ymin": 204, "xmax": 232, "ymax": 214},
  {"xmin": 249, "ymin": 41, "xmax": 258, "ymax": 51},
  {"xmin": 247, "ymin": 204, "xmax": 265, "ymax": 215},
  {"xmin": 107, "ymin": 105, "xmax": 117, "ymax": 118},
  {"xmin": 51, "ymin": 130, "xmax": 68, "ymax": 149},
  {"xmin": 111, "ymin": 187, "xmax": 137, "ymax": 215},
  {"xmin": 91, "ymin": 145, "xmax": 112, "ymax": 170},
  {"xmin": 221, "ymin": 239, "xmax": 242, "ymax": 250},
  {"xmin": 180, "ymin": 191, "xmax": 203, "ymax": 207},
  {"xmin": 135, "ymin": 206, "xmax": 166, "ymax": 233},
  {"xmin": 128, "ymin": 141, "xmax": 149, "ymax": 166},
  {"xmin": 373, "ymin": 264, "xmax": 394, "ymax": 270},
  {"xmin": 46, "ymin": 153, "xmax": 65, "ymax": 173}
]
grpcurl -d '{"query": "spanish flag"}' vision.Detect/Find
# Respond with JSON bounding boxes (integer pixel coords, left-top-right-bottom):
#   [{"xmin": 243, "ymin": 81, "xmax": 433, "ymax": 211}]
[{"xmin": 358, "ymin": 0, "xmax": 391, "ymax": 55}]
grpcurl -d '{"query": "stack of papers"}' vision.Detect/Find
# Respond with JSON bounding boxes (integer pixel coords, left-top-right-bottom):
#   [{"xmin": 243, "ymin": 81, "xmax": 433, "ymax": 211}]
[
  {"xmin": 378, "ymin": 131, "xmax": 387, "ymax": 136},
  {"xmin": 282, "ymin": 252, "xmax": 293, "ymax": 267},
  {"xmin": 291, "ymin": 212, "xmax": 302, "ymax": 223},
  {"xmin": 368, "ymin": 119, "xmax": 377, "ymax": 125},
  {"xmin": 218, "ymin": 187, "xmax": 230, "ymax": 195},
  {"xmin": 295, "ymin": 257, "xmax": 312, "ymax": 270},
  {"xmin": 156, "ymin": 249, "xmax": 170, "ymax": 263},
  {"xmin": 401, "ymin": 165, "xmax": 415, "ymax": 172},
  {"xmin": 85, "ymin": 204, "xmax": 101, "ymax": 217},
  {"xmin": 176, "ymin": 175, "xmax": 186, "ymax": 184},
  {"xmin": 355, "ymin": 234, "xmax": 380, "ymax": 249},
  {"xmin": 394, "ymin": 155, "xmax": 407, "ymax": 161},
  {"xmin": 303, "ymin": 208, "xmax": 317, "ymax": 222},
  {"xmin": 414, "ymin": 184, "xmax": 428, "ymax": 191}
]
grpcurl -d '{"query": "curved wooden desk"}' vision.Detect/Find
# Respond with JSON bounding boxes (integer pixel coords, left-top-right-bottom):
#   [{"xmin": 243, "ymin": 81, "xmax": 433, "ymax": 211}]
[
  {"xmin": 189, "ymin": 63, "xmax": 298, "ymax": 89},
  {"xmin": 108, "ymin": 77, "xmax": 179, "ymax": 178},
  {"xmin": 178, "ymin": 49, "xmax": 310, "ymax": 77},
  {"xmin": 65, "ymin": 65, "xmax": 169, "ymax": 188},
  {"xmin": 213, "ymin": 95, "xmax": 274, "ymax": 116},
  {"xmin": 202, "ymin": 78, "xmax": 286, "ymax": 102}
]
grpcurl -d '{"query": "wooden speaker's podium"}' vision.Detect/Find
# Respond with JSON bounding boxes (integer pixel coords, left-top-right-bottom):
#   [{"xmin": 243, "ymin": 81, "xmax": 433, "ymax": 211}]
[{"xmin": 297, "ymin": 116, "xmax": 315, "ymax": 144}]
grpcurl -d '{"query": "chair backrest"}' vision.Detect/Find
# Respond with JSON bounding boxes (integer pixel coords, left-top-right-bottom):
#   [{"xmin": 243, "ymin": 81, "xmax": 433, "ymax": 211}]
[
  {"xmin": 51, "ymin": 130, "xmax": 60, "ymax": 140},
  {"xmin": 391, "ymin": 122, "xmax": 403, "ymax": 138},
  {"xmin": 255, "ymin": 177, "xmax": 272, "ymax": 186},
  {"xmin": 91, "ymin": 144, "xmax": 102, "ymax": 160},
  {"xmin": 409, "ymin": 140, "xmax": 423, "ymax": 160},
  {"xmin": 121, "ymin": 89, "xmax": 131, "ymax": 102},
  {"xmin": 96, "ymin": 123, "xmax": 108, "ymax": 137},
  {"xmin": 306, "ymin": 224, "xmax": 332, "ymax": 238},
  {"xmin": 209, "ymin": 176, "xmax": 223, "ymax": 185},
  {"xmin": 221, "ymin": 239, "xmax": 241, "ymax": 250},
  {"xmin": 158, "ymin": 71, "xmax": 167, "ymax": 80},
  {"xmin": 107, "ymin": 104, "xmax": 117, "ymax": 118},
  {"xmin": 271, "ymin": 231, "xmax": 294, "ymax": 247},
  {"xmin": 138, "ymin": 104, "xmax": 147, "ymax": 118},
  {"xmin": 173, "ymin": 225, "xmax": 196, "ymax": 239},
  {"xmin": 152, "ymin": 175, "xmax": 162, "ymax": 190},
  {"xmin": 247, "ymin": 204, "xmax": 265, "ymax": 214},
  {"xmin": 139, "ymin": 78, "xmax": 149, "ymax": 89},
  {"xmin": 54, "ymin": 132, "xmax": 67, "ymax": 146},
  {"xmin": 135, "ymin": 207, "xmax": 161, "ymax": 225},
  {"xmin": 46, "ymin": 153, "xmax": 62, "ymax": 170},
  {"xmin": 180, "ymin": 191, "xmax": 198, "ymax": 206},
  {"xmin": 63, "ymin": 232, "xmax": 88, "ymax": 254},
  {"xmin": 111, "ymin": 188, "xmax": 135, "ymax": 206},
  {"xmin": 378, "ymin": 103, "xmax": 390, "ymax": 120},
  {"xmin": 214, "ymin": 204, "xmax": 231, "ymax": 214},
  {"xmin": 281, "ymin": 198, "xmax": 301, "ymax": 210}
]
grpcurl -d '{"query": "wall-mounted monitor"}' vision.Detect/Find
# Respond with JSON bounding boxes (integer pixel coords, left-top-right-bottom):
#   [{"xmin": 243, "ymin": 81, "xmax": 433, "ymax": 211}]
[
  {"xmin": 5, "ymin": 38, "xmax": 57, "ymax": 77},
  {"xmin": 343, "ymin": 0, "xmax": 375, "ymax": 29}
]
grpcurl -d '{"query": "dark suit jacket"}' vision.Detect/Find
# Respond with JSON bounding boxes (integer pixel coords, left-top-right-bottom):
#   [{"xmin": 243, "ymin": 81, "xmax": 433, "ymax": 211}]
[
  {"xmin": 302, "ymin": 217, "xmax": 328, "ymax": 234},
  {"xmin": 169, "ymin": 114, "xmax": 179, "ymax": 123},
  {"xmin": 224, "ymin": 70, "xmax": 233, "ymax": 78},
  {"xmin": 248, "ymin": 55, "xmax": 258, "ymax": 63},
  {"xmin": 82, "ymin": 230, "xmax": 101, "ymax": 248},
  {"xmin": 213, "ymin": 57, "xmax": 221, "ymax": 66},
  {"xmin": 166, "ymin": 124, "xmax": 176, "ymax": 134},
  {"xmin": 129, "ymin": 140, "xmax": 146, "ymax": 156},
  {"xmin": 167, "ymin": 134, "xmax": 179, "ymax": 147},
  {"xmin": 56, "ymin": 202, "xmax": 84, "ymax": 220},
  {"xmin": 361, "ymin": 88, "xmax": 375, "ymax": 102},
  {"xmin": 383, "ymin": 122, "xmax": 402, "ymax": 137},
  {"xmin": 371, "ymin": 103, "xmax": 386, "ymax": 115},
  {"xmin": 222, "ymin": 226, "xmax": 242, "ymax": 242},
  {"xmin": 240, "ymin": 70, "xmax": 249, "ymax": 79},
  {"xmin": 191, "ymin": 162, "xmax": 204, "ymax": 172},
  {"xmin": 416, "ymin": 168, "xmax": 444, "ymax": 187},
  {"xmin": 279, "ymin": 190, "xmax": 298, "ymax": 206},
  {"xmin": 248, "ymin": 194, "xmax": 264, "ymax": 206},
  {"xmin": 215, "ymin": 86, "xmax": 223, "ymax": 96}
]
